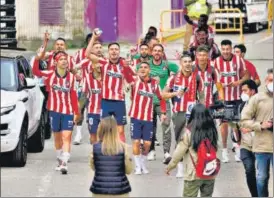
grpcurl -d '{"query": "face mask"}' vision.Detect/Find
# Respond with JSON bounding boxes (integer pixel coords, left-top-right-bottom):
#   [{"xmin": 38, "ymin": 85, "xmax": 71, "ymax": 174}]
[
  {"xmin": 267, "ymin": 83, "xmax": 273, "ymax": 93},
  {"xmin": 241, "ymin": 93, "xmax": 249, "ymax": 102}
]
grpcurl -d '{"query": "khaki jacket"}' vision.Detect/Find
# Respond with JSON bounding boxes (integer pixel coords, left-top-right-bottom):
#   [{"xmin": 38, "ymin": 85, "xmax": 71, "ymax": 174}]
[
  {"xmin": 167, "ymin": 129, "xmax": 216, "ymax": 181},
  {"xmin": 240, "ymin": 91, "xmax": 273, "ymax": 153},
  {"xmin": 90, "ymin": 143, "xmax": 133, "ymax": 175}
]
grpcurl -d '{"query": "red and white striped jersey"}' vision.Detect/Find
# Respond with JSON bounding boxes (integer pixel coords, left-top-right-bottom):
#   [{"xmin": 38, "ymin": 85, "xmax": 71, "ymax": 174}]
[
  {"xmin": 46, "ymin": 51, "xmax": 75, "ymax": 71},
  {"xmin": 194, "ymin": 64, "xmax": 221, "ymax": 108},
  {"xmin": 99, "ymin": 58, "xmax": 135, "ymax": 101},
  {"xmin": 214, "ymin": 54, "xmax": 246, "ymax": 101},
  {"xmin": 129, "ymin": 77, "xmax": 166, "ymax": 121},
  {"xmin": 74, "ymin": 48, "xmax": 86, "ymax": 64},
  {"xmin": 82, "ymin": 73, "xmax": 102, "ymax": 114},
  {"xmin": 32, "ymin": 58, "xmax": 79, "ymax": 115},
  {"xmin": 166, "ymin": 72, "xmax": 204, "ymax": 113}
]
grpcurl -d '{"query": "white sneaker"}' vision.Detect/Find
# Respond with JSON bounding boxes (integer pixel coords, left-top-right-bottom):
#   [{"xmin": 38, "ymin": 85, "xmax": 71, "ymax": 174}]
[
  {"xmin": 55, "ymin": 158, "xmax": 62, "ymax": 171},
  {"xmin": 163, "ymin": 152, "xmax": 172, "ymax": 164},
  {"xmin": 147, "ymin": 150, "xmax": 156, "ymax": 161},
  {"xmin": 60, "ymin": 162, "xmax": 68, "ymax": 174},
  {"xmin": 134, "ymin": 168, "xmax": 142, "ymax": 175},
  {"xmin": 176, "ymin": 162, "xmax": 183, "ymax": 178},
  {"xmin": 234, "ymin": 147, "xmax": 241, "ymax": 162},
  {"xmin": 73, "ymin": 126, "xmax": 82, "ymax": 145},
  {"xmin": 155, "ymin": 140, "xmax": 160, "ymax": 146},
  {"xmin": 140, "ymin": 155, "xmax": 149, "ymax": 174},
  {"xmin": 222, "ymin": 149, "xmax": 229, "ymax": 163}
]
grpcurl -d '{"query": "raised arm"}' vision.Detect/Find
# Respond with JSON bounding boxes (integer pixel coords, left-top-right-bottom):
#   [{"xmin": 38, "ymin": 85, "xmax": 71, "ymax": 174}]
[{"xmin": 32, "ymin": 57, "xmax": 53, "ymax": 78}]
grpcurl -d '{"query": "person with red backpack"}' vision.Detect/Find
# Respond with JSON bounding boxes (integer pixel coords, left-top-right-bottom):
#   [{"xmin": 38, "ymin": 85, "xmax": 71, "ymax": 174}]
[{"xmin": 166, "ymin": 103, "xmax": 220, "ymax": 197}]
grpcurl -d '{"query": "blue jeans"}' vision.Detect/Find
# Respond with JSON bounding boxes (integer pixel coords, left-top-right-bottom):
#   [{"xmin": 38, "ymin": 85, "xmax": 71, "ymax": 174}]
[
  {"xmin": 240, "ymin": 148, "xmax": 258, "ymax": 197},
  {"xmin": 255, "ymin": 153, "xmax": 273, "ymax": 197}
]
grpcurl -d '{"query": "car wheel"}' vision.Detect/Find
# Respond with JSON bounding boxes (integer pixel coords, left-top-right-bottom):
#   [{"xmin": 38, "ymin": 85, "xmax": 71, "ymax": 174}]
[
  {"xmin": 28, "ymin": 113, "xmax": 45, "ymax": 153},
  {"xmin": 8, "ymin": 119, "xmax": 28, "ymax": 167},
  {"xmin": 249, "ymin": 22, "xmax": 260, "ymax": 33}
]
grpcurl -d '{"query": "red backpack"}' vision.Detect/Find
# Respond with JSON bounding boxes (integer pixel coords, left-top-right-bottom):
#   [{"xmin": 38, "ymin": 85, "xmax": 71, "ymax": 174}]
[{"xmin": 190, "ymin": 138, "xmax": 221, "ymax": 179}]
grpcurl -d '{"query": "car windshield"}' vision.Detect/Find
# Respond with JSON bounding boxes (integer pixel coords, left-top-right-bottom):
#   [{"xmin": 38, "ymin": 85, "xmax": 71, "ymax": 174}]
[{"xmin": 0, "ymin": 59, "xmax": 17, "ymax": 91}]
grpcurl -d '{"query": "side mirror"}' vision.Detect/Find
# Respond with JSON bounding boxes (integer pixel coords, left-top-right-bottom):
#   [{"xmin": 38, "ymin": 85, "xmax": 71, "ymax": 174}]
[{"xmin": 25, "ymin": 78, "xmax": 36, "ymax": 89}]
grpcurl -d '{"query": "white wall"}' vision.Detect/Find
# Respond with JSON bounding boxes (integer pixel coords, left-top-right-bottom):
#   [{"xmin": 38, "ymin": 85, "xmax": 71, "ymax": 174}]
[{"xmin": 142, "ymin": 0, "xmax": 171, "ymax": 37}]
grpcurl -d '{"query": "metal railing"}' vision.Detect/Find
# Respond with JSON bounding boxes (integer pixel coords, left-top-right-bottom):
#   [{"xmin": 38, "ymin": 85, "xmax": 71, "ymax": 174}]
[
  {"xmin": 159, "ymin": 9, "xmax": 187, "ymax": 43},
  {"xmin": 212, "ymin": 8, "xmax": 244, "ymax": 43}
]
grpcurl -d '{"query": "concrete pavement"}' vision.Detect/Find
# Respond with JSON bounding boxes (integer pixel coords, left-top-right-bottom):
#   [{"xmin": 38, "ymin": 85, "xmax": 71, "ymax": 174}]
[{"xmin": 1, "ymin": 31, "xmax": 273, "ymax": 197}]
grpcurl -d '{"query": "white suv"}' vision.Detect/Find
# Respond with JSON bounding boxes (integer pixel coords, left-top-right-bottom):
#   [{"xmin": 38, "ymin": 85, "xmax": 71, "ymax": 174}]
[{"xmin": 1, "ymin": 49, "xmax": 45, "ymax": 167}]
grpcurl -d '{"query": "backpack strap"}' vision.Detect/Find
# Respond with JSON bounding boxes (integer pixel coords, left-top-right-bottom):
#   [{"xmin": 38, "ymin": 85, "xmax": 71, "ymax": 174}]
[{"xmin": 189, "ymin": 152, "xmax": 197, "ymax": 169}]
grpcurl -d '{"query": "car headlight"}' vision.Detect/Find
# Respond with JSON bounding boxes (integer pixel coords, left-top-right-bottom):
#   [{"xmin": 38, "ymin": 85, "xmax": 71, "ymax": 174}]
[{"xmin": 1, "ymin": 105, "xmax": 16, "ymax": 116}]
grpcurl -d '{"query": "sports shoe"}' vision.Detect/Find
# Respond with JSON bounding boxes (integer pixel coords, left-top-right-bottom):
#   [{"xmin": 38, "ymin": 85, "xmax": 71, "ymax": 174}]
[
  {"xmin": 134, "ymin": 168, "xmax": 142, "ymax": 175},
  {"xmin": 176, "ymin": 162, "xmax": 183, "ymax": 178},
  {"xmin": 147, "ymin": 150, "xmax": 156, "ymax": 161},
  {"xmin": 60, "ymin": 162, "xmax": 68, "ymax": 174},
  {"xmin": 234, "ymin": 147, "xmax": 241, "ymax": 162},
  {"xmin": 55, "ymin": 158, "xmax": 62, "ymax": 171},
  {"xmin": 155, "ymin": 139, "xmax": 160, "ymax": 146},
  {"xmin": 163, "ymin": 152, "xmax": 172, "ymax": 164},
  {"xmin": 222, "ymin": 149, "xmax": 229, "ymax": 163}
]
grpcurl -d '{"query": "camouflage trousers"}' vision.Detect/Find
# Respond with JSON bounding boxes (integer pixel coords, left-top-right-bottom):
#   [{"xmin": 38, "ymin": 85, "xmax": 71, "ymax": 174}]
[
  {"xmin": 150, "ymin": 102, "xmax": 172, "ymax": 154},
  {"xmin": 183, "ymin": 179, "xmax": 215, "ymax": 197}
]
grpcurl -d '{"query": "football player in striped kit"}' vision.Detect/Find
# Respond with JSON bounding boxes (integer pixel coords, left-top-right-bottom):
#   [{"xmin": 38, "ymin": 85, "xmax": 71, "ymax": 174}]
[
  {"xmin": 129, "ymin": 62, "xmax": 167, "ymax": 175},
  {"xmin": 82, "ymin": 61, "xmax": 102, "ymax": 144},
  {"xmin": 214, "ymin": 40, "xmax": 249, "ymax": 163},
  {"xmin": 163, "ymin": 52, "xmax": 204, "ymax": 178},
  {"xmin": 33, "ymin": 51, "xmax": 80, "ymax": 175},
  {"xmin": 86, "ymin": 29, "xmax": 135, "ymax": 143}
]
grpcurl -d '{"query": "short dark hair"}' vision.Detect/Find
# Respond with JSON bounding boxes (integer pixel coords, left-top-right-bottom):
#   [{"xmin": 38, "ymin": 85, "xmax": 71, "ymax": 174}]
[
  {"xmin": 234, "ymin": 44, "xmax": 246, "ymax": 53},
  {"xmin": 86, "ymin": 33, "xmax": 93, "ymax": 44},
  {"xmin": 139, "ymin": 43, "xmax": 149, "ymax": 48},
  {"xmin": 181, "ymin": 51, "xmax": 192, "ymax": 59},
  {"xmin": 55, "ymin": 37, "xmax": 66, "ymax": 43},
  {"xmin": 196, "ymin": 26, "xmax": 208, "ymax": 33},
  {"xmin": 242, "ymin": 79, "xmax": 258, "ymax": 93},
  {"xmin": 199, "ymin": 14, "xmax": 208, "ymax": 21},
  {"xmin": 197, "ymin": 45, "xmax": 209, "ymax": 53},
  {"xmin": 108, "ymin": 42, "xmax": 120, "ymax": 49},
  {"xmin": 152, "ymin": 43, "xmax": 164, "ymax": 51},
  {"xmin": 140, "ymin": 61, "xmax": 150, "ymax": 67},
  {"xmin": 267, "ymin": 68, "xmax": 273, "ymax": 74},
  {"xmin": 221, "ymin": 39, "xmax": 232, "ymax": 46}
]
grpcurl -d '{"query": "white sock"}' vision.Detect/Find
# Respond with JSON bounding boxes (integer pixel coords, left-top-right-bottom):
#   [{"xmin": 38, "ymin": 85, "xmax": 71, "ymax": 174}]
[
  {"xmin": 76, "ymin": 126, "xmax": 82, "ymax": 135},
  {"xmin": 62, "ymin": 152, "xmax": 71, "ymax": 164},
  {"xmin": 222, "ymin": 148, "xmax": 228, "ymax": 152},
  {"xmin": 134, "ymin": 155, "xmax": 141, "ymax": 168},
  {"xmin": 56, "ymin": 149, "xmax": 62, "ymax": 159}
]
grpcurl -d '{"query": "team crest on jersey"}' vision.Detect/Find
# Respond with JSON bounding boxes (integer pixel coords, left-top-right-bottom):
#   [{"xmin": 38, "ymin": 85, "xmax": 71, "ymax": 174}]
[
  {"xmin": 138, "ymin": 90, "xmax": 154, "ymax": 98},
  {"xmin": 65, "ymin": 80, "xmax": 70, "ymax": 88},
  {"xmin": 207, "ymin": 72, "xmax": 212, "ymax": 79},
  {"xmin": 204, "ymin": 81, "xmax": 211, "ymax": 87}
]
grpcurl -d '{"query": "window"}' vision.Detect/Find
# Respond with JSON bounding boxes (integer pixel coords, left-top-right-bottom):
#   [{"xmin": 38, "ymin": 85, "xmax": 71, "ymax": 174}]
[
  {"xmin": 19, "ymin": 58, "xmax": 33, "ymax": 78},
  {"xmin": 17, "ymin": 60, "xmax": 27, "ymax": 87},
  {"xmin": 39, "ymin": 0, "xmax": 65, "ymax": 25}
]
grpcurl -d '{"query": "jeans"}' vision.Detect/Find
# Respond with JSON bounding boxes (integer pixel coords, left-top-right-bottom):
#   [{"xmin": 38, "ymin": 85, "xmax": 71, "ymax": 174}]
[
  {"xmin": 255, "ymin": 153, "xmax": 273, "ymax": 197},
  {"xmin": 240, "ymin": 148, "xmax": 258, "ymax": 197}
]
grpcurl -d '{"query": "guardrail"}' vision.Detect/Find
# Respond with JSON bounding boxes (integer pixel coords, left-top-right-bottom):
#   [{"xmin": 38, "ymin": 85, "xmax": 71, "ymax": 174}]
[
  {"xmin": 212, "ymin": 8, "xmax": 244, "ymax": 43},
  {"xmin": 159, "ymin": 9, "xmax": 186, "ymax": 43}
]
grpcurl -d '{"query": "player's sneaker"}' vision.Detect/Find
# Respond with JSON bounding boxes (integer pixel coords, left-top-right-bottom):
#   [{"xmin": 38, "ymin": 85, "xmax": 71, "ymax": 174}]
[
  {"xmin": 163, "ymin": 152, "xmax": 172, "ymax": 164},
  {"xmin": 140, "ymin": 155, "xmax": 149, "ymax": 174},
  {"xmin": 147, "ymin": 150, "xmax": 156, "ymax": 161},
  {"xmin": 60, "ymin": 162, "xmax": 68, "ymax": 174},
  {"xmin": 55, "ymin": 158, "xmax": 62, "ymax": 171}
]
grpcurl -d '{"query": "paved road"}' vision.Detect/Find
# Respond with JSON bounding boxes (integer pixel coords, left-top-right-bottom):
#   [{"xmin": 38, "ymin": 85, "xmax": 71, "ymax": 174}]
[{"xmin": 1, "ymin": 31, "xmax": 273, "ymax": 197}]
